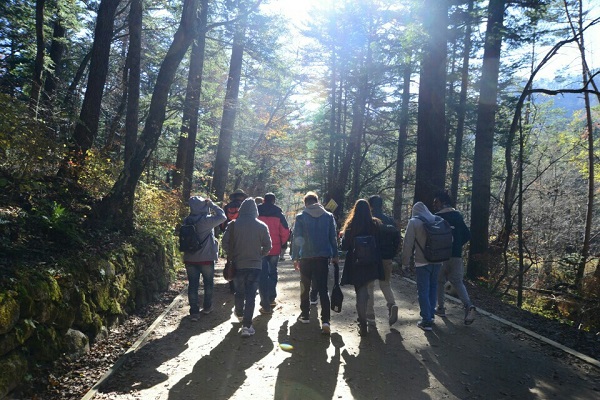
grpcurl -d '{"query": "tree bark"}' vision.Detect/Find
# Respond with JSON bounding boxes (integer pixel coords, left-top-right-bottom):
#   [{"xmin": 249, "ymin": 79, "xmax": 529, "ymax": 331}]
[
  {"xmin": 211, "ymin": 15, "xmax": 248, "ymax": 202},
  {"xmin": 173, "ymin": 0, "xmax": 209, "ymax": 201},
  {"xmin": 43, "ymin": 18, "xmax": 67, "ymax": 115},
  {"xmin": 393, "ymin": 58, "xmax": 412, "ymax": 223},
  {"xmin": 30, "ymin": 0, "xmax": 46, "ymax": 116},
  {"xmin": 97, "ymin": 0, "xmax": 200, "ymax": 231},
  {"xmin": 467, "ymin": 0, "xmax": 506, "ymax": 280},
  {"xmin": 58, "ymin": 0, "xmax": 121, "ymax": 180},
  {"xmin": 413, "ymin": 0, "xmax": 449, "ymax": 207},
  {"xmin": 124, "ymin": 0, "xmax": 142, "ymax": 166}
]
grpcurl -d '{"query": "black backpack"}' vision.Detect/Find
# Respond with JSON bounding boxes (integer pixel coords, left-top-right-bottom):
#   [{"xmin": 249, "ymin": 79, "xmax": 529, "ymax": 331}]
[
  {"xmin": 414, "ymin": 215, "xmax": 453, "ymax": 262},
  {"xmin": 179, "ymin": 222, "xmax": 209, "ymax": 253},
  {"xmin": 378, "ymin": 223, "xmax": 401, "ymax": 259},
  {"xmin": 353, "ymin": 235, "xmax": 381, "ymax": 268}
]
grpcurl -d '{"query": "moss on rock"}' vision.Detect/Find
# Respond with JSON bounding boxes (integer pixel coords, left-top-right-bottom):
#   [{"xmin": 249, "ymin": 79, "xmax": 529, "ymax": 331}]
[
  {"xmin": 0, "ymin": 291, "xmax": 20, "ymax": 335},
  {"xmin": 0, "ymin": 351, "xmax": 28, "ymax": 398}
]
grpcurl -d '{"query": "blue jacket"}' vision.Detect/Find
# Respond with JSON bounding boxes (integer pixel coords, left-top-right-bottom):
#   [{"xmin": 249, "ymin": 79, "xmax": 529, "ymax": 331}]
[{"xmin": 292, "ymin": 204, "xmax": 337, "ymax": 260}]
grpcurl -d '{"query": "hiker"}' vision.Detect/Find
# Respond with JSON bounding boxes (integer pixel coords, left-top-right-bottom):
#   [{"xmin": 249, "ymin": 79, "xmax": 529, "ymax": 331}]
[
  {"xmin": 221, "ymin": 188, "xmax": 248, "ymax": 293},
  {"xmin": 433, "ymin": 190, "xmax": 476, "ymax": 325},
  {"xmin": 401, "ymin": 202, "xmax": 441, "ymax": 331},
  {"xmin": 255, "ymin": 196, "xmax": 264, "ymax": 206},
  {"xmin": 367, "ymin": 195, "xmax": 401, "ymax": 326},
  {"xmin": 292, "ymin": 191, "xmax": 338, "ymax": 335},
  {"xmin": 257, "ymin": 192, "xmax": 290, "ymax": 314},
  {"xmin": 182, "ymin": 196, "xmax": 227, "ymax": 321},
  {"xmin": 222, "ymin": 198, "xmax": 272, "ymax": 337},
  {"xmin": 340, "ymin": 199, "xmax": 385, "ymax": 336}
]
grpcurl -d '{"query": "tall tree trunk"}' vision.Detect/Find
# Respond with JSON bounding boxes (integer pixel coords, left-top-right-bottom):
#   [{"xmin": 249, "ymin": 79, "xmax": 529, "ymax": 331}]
[
  {"xmin": 393, "ymin": 58, "xmax": 412, "ymax": 223},
  {"xmin": 173, "ymin": 0, "xmax": 209, "ymax": 200},
  {"xmin": 211, "ymin": 16, "xmax": 248, "ymax": 202},
  {"xmin": 124, "ymin": 0, "xmax": 143, "ymax": 166},
  {"xmin": 58, "ymin": 0, "xmax": 121, "ymax": 180},
  {"xmin": 96, "ymin": 0, "xmax": 200, "ymax": 231},
  {"xmin": 43, "ymin": 18, "xmax": 66, "ymax": 114},
  {"xmin": 30, "ymin": 0, "xmax": 46, "ymax": 116},
  {"xmin": 467, "ymin": 0, "xmax": 506, "ymax": 280},
  {"xmin": 414, "ymin": 0, "xmax": 448, "ymax": 206},
  {"xmin": 450, "ymin": 0, "xmax": 474, "ymax": 203}
]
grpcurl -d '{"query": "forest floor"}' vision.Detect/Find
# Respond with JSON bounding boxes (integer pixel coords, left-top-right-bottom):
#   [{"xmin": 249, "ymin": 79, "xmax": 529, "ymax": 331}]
[{"xmin": 12, "ymin": 258, "xmax": 600, "ymax": 400}]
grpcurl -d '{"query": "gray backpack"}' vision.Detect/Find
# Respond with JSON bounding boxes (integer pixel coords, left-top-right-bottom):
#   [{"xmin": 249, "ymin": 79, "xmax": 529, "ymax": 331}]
[{"xmin": 414, "ymin": 215, "xmax": 453, "ymax": 262}]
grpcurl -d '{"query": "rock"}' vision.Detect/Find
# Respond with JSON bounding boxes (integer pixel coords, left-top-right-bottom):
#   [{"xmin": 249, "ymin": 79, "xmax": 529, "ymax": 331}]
[
  {"xmin": 0, "ymin": 291, "xmax": 20, "ymax": 335},
  {"xmin": 63, "ymin": 328, "xmax": 90, "ymax": 360},
  {"xmin": 0, "ymin": 351, "xmax": 28, "ymax": 398}
]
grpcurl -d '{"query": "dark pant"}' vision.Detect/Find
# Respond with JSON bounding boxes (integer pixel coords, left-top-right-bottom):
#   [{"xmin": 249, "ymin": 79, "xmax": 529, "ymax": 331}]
[
  {"xmin": 185, "ymin": 263, "xmax": 215, "ymax": 314},
  {"xmin": 234, "ymin": 268, "xmax": 261, "ymax": 328},
  {"xmin": 259, "ymin": 255, "xmax": 279, "ymax": 311},
  {"xmin": 300, "ymin": 257, "xmax": 330, "ymax": 323}
]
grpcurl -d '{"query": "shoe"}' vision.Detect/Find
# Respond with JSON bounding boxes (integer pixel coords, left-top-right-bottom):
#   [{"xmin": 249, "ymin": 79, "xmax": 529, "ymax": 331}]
[
  {"xmin": 310, "ymin": 299, "xmax": 318, "ymax": 306},
  {"xmin": 270, "ymin": 300, "xmax": 277, "ymax": 307},
  {"xmin": 259, "ymin": 307, "xmax": 272, "ymax": 315},
  {"xmin": 435, "ymin": 307, "xmax": 447, "ymax": 318},
  {"xmin": 389, "ymin": 305, "xmax": 399, "ymax": 325},
  {"xmin": 417, "ymin": 320, "xmax": 433, "ymax": 331},
  {"xmin": 464, "ymin": 306, "xmax": 476, "ymax": 325},
  {"xmin": 298, "ymin": 314, "xmax": 310, "ymax": 324},
  {"xmin": 367, "ymin": 318, "xmax": 376, "ymax": 327},
  {"xmin": 241, "ymin": 326, "xmax": 256, "ymax": 338},
  {"xmin": 202, "ymin": 306, "xmax": 213, "ymax": 314},
  {"xmin": 189, "ymin": 313, "xmax": 200, "ymax": 322},
  {"xmin": 321, "ymin": 322, "xmax": 331, "ymax": 335}
]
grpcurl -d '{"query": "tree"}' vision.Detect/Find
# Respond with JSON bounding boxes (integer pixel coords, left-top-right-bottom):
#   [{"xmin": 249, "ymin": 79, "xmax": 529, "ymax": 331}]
[
  {"xmin": 124, "ymin": 0, "xmax": 143, "ymax": 167},
  {"xmin": 29, "ymin": 0, "xmax": 46, "ymax": 115},
  {"xmin": 468, "ymin": 0, "xmax": 506, "ymax": 280},
  {"xmin": 413, "ymin": 0, "xmax": 448, "ymax": 206}
]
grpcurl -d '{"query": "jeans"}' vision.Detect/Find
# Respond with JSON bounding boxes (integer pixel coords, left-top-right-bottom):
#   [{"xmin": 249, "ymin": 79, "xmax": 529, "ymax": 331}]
[
  {"xmin": 367, "ymin": 259, "xmax": 396, "ymax": 319},
  {"xmin": 300, "ymin": 257, "xmax": 330, "ymax": 323},
  {"xmin": 234, "ymin": 268, "xmax": 261, "ymax": 328},
  {"xmin": 415, "ymin": 264, "xmax": 441, "ymax": 323},
  {"xmin": 185, "ymin": 263, "xmax": 215, "ymax": 314},
  {"xmin": 437, "ymin": 257, "xmax": 472, "ymax": 309},
  {"xmin": 259, "ymin": 255, "xmax": 279, "ymax": 311},
  {"xmin": 355, "ymin": 283, "xmax": 369, "ymax": 326}
]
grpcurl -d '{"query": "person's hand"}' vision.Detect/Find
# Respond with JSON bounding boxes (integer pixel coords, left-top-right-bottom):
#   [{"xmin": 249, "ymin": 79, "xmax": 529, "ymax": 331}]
[{"xmin": 294, "ymin": 260, "xmax": 300, "ymax": 271}]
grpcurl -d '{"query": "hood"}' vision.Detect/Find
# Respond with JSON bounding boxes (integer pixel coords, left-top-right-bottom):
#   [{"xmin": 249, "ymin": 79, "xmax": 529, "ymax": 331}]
[
  {"xmin": 303, "ymin": 203, "xmax": 327, "ymax": 218},
  {"xmin": 258, "ymin": 202, "xmax": 283, "ymax": 217},
  {"xmin": 238, "ymin": 197, "xmax": 258, "ymax": 219},
  {"xmin": 411, "ymin": 201, "xmax": 435, "ymax": 222},
  {"xmin": 189, "ymin": 196, "xmax": 209, "ymax": 215}
]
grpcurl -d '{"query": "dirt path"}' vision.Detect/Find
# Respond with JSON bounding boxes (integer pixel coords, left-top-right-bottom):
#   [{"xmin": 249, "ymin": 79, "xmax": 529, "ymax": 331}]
[{"xmin": 93, "ymin": 259, "xmax": 600, "ymax": 400}]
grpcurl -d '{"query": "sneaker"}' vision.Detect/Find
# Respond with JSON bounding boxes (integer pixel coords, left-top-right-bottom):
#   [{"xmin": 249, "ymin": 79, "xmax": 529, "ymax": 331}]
[
  {"xmin": 389, "ymin": 305, "xmax": 399, "ymax": 325},
  {"xmin": 435, "ymin": 307, "xmax": 447, "ymax": 318},
  {"xmin": 321, "ymin": 322, "xmax": 331, "ymax": 335},
  {"xmin": 417, "ymin": 320, "xmax": 433, "ymax": 331},
  {"xmin": 464, "ymin": 306, "xmax": 476, "ymax": 325},
  {"xmin": 201, "ymin": 306, "xmax": 213, "ymax": 315},
  {"xmin": 259, "ymin": 307, "xmax": 272, "ymax": 315},
  {"xmin": 310, "ymin": 299, "xmax": 318, "ymax": 306},
  {"xmin": 270, "ymin": 300, "xmax": 277, "ymax": 307},
  {"xmin": 189, "ymin": 313, "xmax": 200, "ymax": 322},
  {"xmin": 241, "ymin": 326, "xmax": 256, "ymax": 338},
  {"xmin": 367, "ymin": 318, "xmax": 376, "ymax": 327},
  {"xmin": 298, "ymin": 314, "xmax": 310, "ymax": 324}
]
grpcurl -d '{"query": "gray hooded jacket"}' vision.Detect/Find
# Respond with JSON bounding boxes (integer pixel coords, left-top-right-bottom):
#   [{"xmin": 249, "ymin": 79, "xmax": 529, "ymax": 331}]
[
  {"xmin": 183, "ymin": 196, "xmax": 227, "ymax": 263},
  {"xmin": 222, "ymin": 198, "xmax": 272, "ymax": 269},
  {"xmin": 402, "ymin": 202, "xmax": 437, "ymax": 267}
]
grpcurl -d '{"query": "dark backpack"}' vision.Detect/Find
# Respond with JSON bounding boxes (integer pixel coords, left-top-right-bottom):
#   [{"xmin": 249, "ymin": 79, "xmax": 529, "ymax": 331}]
[
  {"xmin": 179, "ymin": 222, "xmax": 210, "ymax": 253},
  {"xmin": 378, "ymin": 223, "xmax": 401, "ymax": 259},
  {"xmin": 353, "ymin": 235, "xmax": 381, "ymax": 268},
  {"xmin": 414, "ymin": 215, "xmax": 453, "ymax": 262}
]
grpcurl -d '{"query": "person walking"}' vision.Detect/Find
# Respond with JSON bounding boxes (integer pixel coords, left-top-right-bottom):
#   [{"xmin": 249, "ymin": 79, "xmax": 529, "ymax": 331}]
[
  {"xmin": 182, "ymin": 196, "xmax": 227, "ymax": 321},
  {"xmin": 221, "ymin": 188, "xmax": 248, "ymax": 294},
  {"xmin": 257, "ymin": 192, "xmax": 290, "ymax": 314},
  {"xmin": 292, "ymin": 191, "xmax": 338, "ymax": 335},
  {"xmin": 222, "ymin": 198, "xmax": 272, "ymax": 337},
  {"xmin": 401, "ymin": 202, "xmax": 441, "ymax": 331},
  {"xmin": 340, "ymin": 199, "xmax": 385, "ymax": 336},
  {"xmin": 433, "ymin": 190, "xmax": 477, "ymax": 325},
  {"xmin": 367, "ymin": 195, "xmax": 401, "ymax": 326}
]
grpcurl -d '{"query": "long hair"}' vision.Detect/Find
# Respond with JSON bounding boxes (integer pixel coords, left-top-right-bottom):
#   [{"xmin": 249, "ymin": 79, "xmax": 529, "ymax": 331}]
[{"xmin": 342, "ymin": 199, "xmax": 377, "ymax": 239}]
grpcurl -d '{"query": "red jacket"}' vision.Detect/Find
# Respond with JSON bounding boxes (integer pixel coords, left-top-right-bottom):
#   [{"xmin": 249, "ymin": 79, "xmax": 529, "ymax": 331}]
[{"xmin": 257, "ymin": 203, "xmax": 290, "ymax": 256}]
